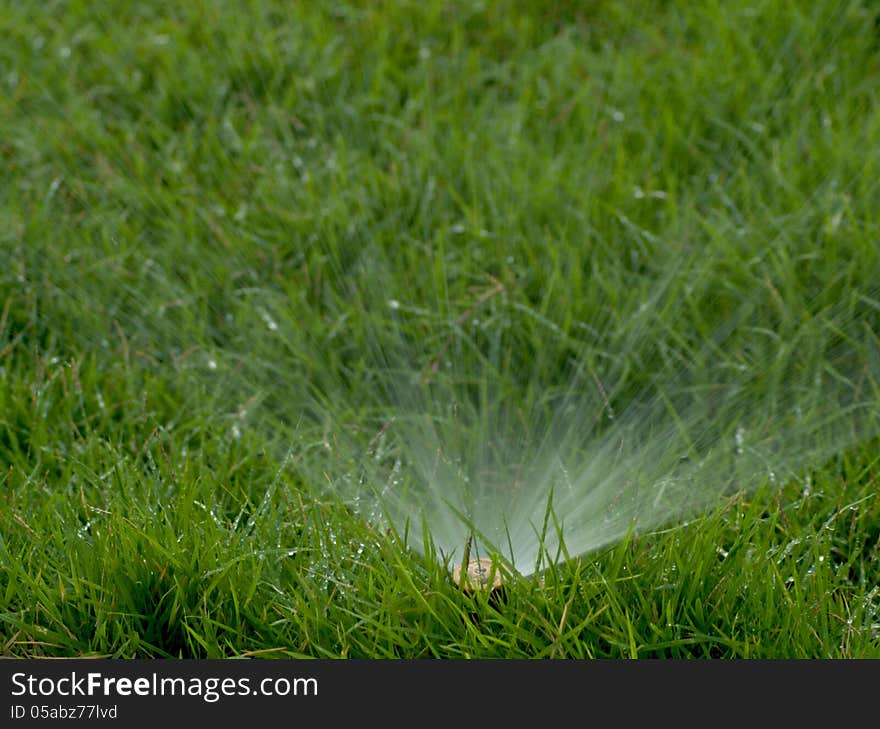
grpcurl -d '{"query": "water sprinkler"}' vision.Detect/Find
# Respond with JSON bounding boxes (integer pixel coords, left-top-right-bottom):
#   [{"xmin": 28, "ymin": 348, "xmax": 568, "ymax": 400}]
[
  {"xmin": 452, "ymin": 557, "xmax": 504, "ymax": 593},
  {"xmin": 451, "ymin": 535, "xmax": 506, "ymax": 607}
]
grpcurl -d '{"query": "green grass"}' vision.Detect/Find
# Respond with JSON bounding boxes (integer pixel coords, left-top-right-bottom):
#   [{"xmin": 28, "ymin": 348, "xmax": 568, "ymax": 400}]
[{"xmin": 2, "ymin": 0, "xmax": 880, "ymax": 657}]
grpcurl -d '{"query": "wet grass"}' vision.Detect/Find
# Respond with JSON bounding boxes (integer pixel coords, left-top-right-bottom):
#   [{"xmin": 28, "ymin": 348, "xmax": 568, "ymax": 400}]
[{"xmin": 2, "ymin": 0, "xmax": 880, "ymax": 657}]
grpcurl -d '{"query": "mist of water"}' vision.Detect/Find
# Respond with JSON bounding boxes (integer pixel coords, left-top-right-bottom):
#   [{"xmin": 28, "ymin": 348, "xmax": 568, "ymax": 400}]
[{"xmin": 288, "ymin": 249, "xmax": 880, "ymax": 576}]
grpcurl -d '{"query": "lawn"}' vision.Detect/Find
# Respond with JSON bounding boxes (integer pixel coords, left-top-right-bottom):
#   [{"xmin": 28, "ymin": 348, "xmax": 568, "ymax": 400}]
[{"xmin": 2, "ymin": 0, "xmax": 879, "ymax": 658}]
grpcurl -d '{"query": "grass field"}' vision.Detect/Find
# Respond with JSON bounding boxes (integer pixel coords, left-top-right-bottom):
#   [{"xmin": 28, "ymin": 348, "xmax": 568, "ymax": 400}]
[{"xmin": 2, "ymin": 1, "xmax": 880, "ymax": 658}]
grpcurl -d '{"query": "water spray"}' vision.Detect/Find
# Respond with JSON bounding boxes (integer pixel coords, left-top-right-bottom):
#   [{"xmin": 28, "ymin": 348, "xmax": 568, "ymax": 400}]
[{"xmin": 320, "ymin": 253, "xmax": 880, "ymax": 578}]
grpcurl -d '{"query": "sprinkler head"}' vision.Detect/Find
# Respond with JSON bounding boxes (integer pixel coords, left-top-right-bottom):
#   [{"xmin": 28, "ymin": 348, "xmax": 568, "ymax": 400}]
[{"xmin": 452, "ymin": 558, "xmax": 505, "ymax": 596}]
